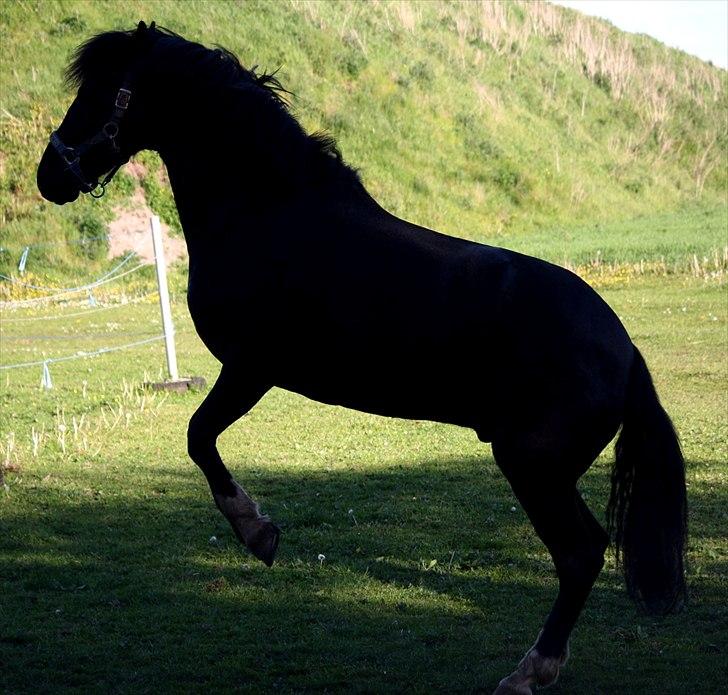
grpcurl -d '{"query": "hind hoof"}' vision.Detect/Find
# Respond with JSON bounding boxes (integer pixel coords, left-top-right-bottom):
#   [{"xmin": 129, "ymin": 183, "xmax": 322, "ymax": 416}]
[
  {"xmin": 246, "ymin": 520, "xmax": 280, "ymax": 567},
  {"xmin": 492, "ymin": 679, "xmax": 532, "ymax": 695}
]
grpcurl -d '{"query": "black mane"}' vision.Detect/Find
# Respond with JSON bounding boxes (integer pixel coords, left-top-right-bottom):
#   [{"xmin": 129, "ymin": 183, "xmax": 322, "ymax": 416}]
[{"xmin": 65, "ymin": 25, "xmax": 355, "ymax": 179}]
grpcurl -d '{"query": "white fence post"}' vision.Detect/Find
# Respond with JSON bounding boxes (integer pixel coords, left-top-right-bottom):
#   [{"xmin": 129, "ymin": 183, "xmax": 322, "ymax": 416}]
[{"xmin": 150, "ymin": 215, "xmax": 179, "ymax": 381}]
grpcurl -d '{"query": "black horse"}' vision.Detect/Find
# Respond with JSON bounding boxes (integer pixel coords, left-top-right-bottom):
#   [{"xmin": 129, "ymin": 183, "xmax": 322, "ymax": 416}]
[{"xmin": 37, "ymin": 23, "xmax": 687, "ymax": 694}]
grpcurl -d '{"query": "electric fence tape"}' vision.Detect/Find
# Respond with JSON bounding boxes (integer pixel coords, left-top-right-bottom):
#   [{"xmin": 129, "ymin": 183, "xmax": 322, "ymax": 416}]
[
  {"xmin": 0, "ymin": 335, "xmax": 166, "ymax": 389},
  {"xmin": 0, "ymin": 291, "xmax": 158, "ymax": 322},
  {"xmin": 0, "ymin": 260, "xmax": 150, "ymax": 308},
  {"xmin": 1, "ymin": 250, "xmax": 137, "ymax": 293}
]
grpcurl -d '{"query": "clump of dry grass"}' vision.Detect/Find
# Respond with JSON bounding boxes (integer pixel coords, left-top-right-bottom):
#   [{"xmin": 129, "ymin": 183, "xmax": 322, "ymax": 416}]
[
  {"xmin": 566, "ymin": 246, "xmax": 728, "ymax": 288},
  {"xmin": 1, "ymin": 431, "xmax": 20, "ymax": 486},
  {"xmin": 426, "ymin": 0, "xmax": 724, "ymax": 193},
  {"xmin": 0, "ymin": 380, "xmax": 170, "ymax": 481}
]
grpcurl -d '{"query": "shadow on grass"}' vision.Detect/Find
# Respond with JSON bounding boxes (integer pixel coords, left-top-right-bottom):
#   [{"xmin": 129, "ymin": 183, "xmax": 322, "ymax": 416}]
[{"xmin": 1, "ymin": 458, "xmax": 725, "ymax": 694}]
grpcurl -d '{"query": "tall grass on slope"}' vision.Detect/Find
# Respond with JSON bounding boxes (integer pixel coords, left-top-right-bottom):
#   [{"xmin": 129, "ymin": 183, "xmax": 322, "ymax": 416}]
[{"xmin": 1, "ymin": 0, "xmax": 725, "ymax": 278}]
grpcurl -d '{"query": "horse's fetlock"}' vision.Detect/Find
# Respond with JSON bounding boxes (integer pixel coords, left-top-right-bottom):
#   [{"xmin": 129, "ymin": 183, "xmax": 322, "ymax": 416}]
[{"xmin": 532, "ymin": 655, "xmax": 560, "ymax": 686}]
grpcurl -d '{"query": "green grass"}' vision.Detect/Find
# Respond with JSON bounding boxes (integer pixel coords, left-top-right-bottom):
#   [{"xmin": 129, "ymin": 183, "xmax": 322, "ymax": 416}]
[
  {"xmin": 492, "ymin": 204, "xmax": 728, "ymax": 267},
  {"xmin": 1, "ymin": 209, "xmax": 726, "ymax": 693}
]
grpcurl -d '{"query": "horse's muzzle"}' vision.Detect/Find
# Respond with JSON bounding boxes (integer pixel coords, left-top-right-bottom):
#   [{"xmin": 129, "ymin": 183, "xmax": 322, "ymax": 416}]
[{"xmin": 36, "ymin": 146, "xmax": 82, "ymax": 205}]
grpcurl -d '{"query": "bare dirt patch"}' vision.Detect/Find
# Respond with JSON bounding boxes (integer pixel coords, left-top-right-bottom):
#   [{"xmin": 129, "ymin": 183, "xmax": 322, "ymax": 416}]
[
  {"xmin": 123, "ymin": 160, "xmax": 148, "ymax": 182},
  {"xmin": 107, "ymin": 187, "xmax": 187, "ymax": 265}
]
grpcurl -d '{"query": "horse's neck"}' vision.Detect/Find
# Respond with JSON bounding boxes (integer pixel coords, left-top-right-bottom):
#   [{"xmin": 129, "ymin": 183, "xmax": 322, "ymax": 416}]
[
  {"xmin": 154, "ymin": 151, "xmax": 210, "ymax": 252},
  {"xmin": 146, "ymin": 80, "xmax": 376, "ymax": 253},
  {"xmin": 154, "ymin": 130, "xmax": 370, "ymax": 256},
  {"xmin": 152, "ymin": 109, "xmax": 255, "ymax": 250},
  {"xmin": 149, "ymin": 109, "xmax": 253, "ymax": 235}
]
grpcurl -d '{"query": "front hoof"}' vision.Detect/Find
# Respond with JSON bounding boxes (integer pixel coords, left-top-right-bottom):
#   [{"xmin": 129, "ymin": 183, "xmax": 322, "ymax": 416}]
[
  {"xmin": 246, "ymin": 520, "xmax": 280, "ymax": 567},
  {"xmin": 492, "ymin": 678, "xmax": 532, "ymax": 695}
]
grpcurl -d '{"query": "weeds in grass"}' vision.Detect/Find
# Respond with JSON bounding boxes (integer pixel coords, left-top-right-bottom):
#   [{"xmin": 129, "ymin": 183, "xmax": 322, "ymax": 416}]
[
  {"xmin": 1, "ymin": 432, "xmax": 19, "ymax": 484},
  {"xmin": 31, "ymin": 425, "xmax": 44, "ymax": 457},
  {"xmin": 566, "ymin": 246, "xmax": 728, "ymax": 288},
  {"xmin": 1, "ymin": 380, "xmax": 171, "ymax": 471}
]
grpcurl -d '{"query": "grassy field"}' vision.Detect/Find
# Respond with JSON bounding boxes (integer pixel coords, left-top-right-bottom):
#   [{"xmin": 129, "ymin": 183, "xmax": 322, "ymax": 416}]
[
  {"xmin": 1, "ymin": 1, "xmax": 726, "ymax": 691},
  {"xmin": 1, "ymin": 207, "xmax": 726, "ymax": 694}
]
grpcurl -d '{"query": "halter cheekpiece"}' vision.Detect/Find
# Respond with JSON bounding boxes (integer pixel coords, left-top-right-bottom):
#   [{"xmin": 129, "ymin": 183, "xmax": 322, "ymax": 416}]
[{"xmin": 49, "ymin": 80, "xmax": 133, "ymax": 198}]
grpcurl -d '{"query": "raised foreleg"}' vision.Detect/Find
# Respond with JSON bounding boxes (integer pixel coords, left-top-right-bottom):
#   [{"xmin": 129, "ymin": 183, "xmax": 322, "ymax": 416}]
[{"xmin": 187, "ymin": 365, "xmax": 280, "ymax": 566}]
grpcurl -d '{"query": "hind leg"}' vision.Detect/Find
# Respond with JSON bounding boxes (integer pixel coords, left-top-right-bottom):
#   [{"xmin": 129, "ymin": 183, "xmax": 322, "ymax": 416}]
[
  {"xmin": 187, "ymin": 364, "xmax": 280, "ymax": 566},
  {"xmin": 491, "ymin": 439, "xmax": 608, "ymax": 694}
]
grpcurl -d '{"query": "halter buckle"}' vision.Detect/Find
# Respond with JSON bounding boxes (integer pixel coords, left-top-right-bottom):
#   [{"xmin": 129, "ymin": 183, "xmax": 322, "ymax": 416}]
[{"xmin": 115, "ymin": 88, "xmax": 132, "ymax": 109}]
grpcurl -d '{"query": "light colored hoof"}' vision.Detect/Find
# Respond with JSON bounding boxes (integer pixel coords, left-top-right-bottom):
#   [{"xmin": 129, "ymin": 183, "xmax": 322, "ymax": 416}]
[
  {"xmin": 213, "ymin": 482, "xmax": 280, "ymax": 566},
  {"xmin": 246, "ymin": 518, "xmax": 281, "ymax": 567},
  {"xmin": 492, "ymin": 677, "xmax": 533, "ymax": 695},
  {"xmin": 494, "ymin": 642, "xmax": 566, "ymax": 695}
]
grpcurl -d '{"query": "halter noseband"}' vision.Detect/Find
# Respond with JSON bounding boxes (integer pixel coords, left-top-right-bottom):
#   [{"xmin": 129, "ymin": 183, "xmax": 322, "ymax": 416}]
[{"xmin": 49, "ymin": 81, "xmax": 133, "ymax": 198}]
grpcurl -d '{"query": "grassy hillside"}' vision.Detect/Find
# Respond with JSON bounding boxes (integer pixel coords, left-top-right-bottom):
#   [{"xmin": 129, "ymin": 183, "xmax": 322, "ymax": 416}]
[{"xmin": 0, "ymin": 0, "xmax": 726, "ymax": 277}]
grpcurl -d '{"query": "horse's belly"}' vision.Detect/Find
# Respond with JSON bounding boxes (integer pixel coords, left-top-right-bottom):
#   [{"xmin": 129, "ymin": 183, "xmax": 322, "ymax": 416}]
[{"xmin": 275, "ymin": 358, "xmax": 487, "ymax": 429}]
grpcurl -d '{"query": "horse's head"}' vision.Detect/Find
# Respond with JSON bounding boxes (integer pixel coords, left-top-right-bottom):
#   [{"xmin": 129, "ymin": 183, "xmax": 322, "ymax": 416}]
[{"xmin": 37, "ymin": 21, "xmax": 156, "ymax": 204}]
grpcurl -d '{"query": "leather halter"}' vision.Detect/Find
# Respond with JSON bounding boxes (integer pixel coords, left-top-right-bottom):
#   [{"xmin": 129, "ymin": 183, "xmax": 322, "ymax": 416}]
[{"xmin": 49, "ymin": 81, "xmax": 133, "ymax": 198}]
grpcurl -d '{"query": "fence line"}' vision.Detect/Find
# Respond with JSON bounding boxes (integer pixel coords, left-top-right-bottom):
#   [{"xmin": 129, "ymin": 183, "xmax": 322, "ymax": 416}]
[
  {"xmin": 0, "ymin": 251, "xmax": 138, "ymax": 293},
  {"xmin": 0, "ymin": 234, "xmax": 110, "ymax": 252},
  {"xmin": 1, "ymin": 293, "xmax": 158, "ymax": 321},
  {"xmin": 0, "ymin": 291, "xmax": 158, "ymax": 322},
  {"xmin": 3, "ymin": 330, "xmax": 161, "ymax": 342},
  {"xmin": 0, "ymin": 261, "xmax": 150, "ymax": 308},
  {"xmin": 0, "ymin": 335, "xmax": 165, "ymax": 371},
  {"xmin": 2, "ymin": 215, "xmax": 183, "ymax": 386},
  {"xmin": 3, "ymin": 233, "xmax": 116, "ymax": 277}
]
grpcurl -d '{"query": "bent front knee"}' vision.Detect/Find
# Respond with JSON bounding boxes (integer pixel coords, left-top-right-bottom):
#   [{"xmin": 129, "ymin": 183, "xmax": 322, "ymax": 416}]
[{"xmin": 187, "ymin": 417, "xmax": 213, "ymax": 462}]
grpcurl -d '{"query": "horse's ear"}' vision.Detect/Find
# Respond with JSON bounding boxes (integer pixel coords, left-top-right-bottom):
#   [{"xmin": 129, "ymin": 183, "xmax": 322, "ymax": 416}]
[{"xmin": 134, "ymin": 20, "xmax": 156, "ymax": 42}]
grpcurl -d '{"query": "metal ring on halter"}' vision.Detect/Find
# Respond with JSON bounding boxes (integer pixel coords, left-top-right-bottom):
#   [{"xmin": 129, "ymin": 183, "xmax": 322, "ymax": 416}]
[
  {"xmin": 89, "ymin": 183, "xmax": 106, "ymax": 199},
  {"xmin": 103, "ymin": 122, "xmax": 119, "ymax": 138},
  {"xmin": 103, "ymin": 123, "xmax": 120, "ymax": 152},
  {"xmin": 61, "ymin": 148, "xmax": 79, "ymax": 165}
]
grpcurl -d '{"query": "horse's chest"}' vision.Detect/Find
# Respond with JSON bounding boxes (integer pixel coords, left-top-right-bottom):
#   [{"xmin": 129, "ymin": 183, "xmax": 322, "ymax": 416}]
[{"xmin": 186, "ymin": 272, "xmax": 267, "ymax": 362}]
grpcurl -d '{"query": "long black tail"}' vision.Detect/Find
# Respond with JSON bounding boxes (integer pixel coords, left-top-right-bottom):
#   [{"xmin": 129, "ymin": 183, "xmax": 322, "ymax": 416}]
[{"xmin": 607, "ymin": 346, "xmax": 687, "ymax": 614}]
